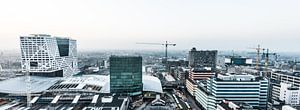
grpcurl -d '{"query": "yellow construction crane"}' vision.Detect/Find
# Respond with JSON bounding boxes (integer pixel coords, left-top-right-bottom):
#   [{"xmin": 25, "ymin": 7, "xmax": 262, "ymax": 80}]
[{"xmin": 248, "ymin": 45, "xmax": 264, "ymax": 70}]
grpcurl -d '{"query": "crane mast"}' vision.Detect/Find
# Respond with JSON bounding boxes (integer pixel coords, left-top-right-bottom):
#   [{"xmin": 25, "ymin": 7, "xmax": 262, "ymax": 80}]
[{"xmin": 249, "ymin": 45, "xmax": 264, "ymax": 70}]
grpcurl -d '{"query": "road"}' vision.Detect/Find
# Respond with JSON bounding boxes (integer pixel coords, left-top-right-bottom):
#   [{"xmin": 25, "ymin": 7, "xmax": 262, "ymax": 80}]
[
  {"xmin": 165, "ymin": 90, "xmax": 188, "ymax": 110},
  {"xmin": 181, "ymin": 89, "xmax": 202, "ymax": 110}
]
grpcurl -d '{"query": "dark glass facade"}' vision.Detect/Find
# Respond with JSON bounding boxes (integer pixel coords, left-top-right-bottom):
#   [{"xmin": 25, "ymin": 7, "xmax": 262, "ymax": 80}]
[
  {"xmin": 109, "ymin": 56, "xmax": 143, "ymax": 96},
  {"xmin": 56, "ymin": 38, "xmax": 70, "ymax": 57}
]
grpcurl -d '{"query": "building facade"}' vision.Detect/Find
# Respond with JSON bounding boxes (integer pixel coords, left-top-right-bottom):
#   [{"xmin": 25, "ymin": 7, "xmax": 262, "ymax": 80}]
[
  {"xmin": 196, "ymin": 73, "xmax": 268, "ymax": 109},
  {"xmin": 188, "ymin": 47, "xmax": 217, "ymax": 70},
  {"xmin": 279, "ymin": 82, "xmax": 300, "ymax": 105},
  {"xmin": 195, "ymin": 84, "xmax": 216, "ymax": 110},
  {"xmin": 189, "ymin": 68, "xmax": 215, "ymax": 80},
  {"xmin": 109, "ymin": 56, "xmax": 143, "ymax": 96},
  {"xmin": 224, "ymin": 57, "xmax": 252, "ymax": 66},
  {"xmin": 186, "ymin": 78, "xmax": 198, "ymax": 96},
  {"xmin": 270, "ymin": 71, "xmax": 300, "ymax": 103},
  {"xmin": 20, "ymin": 34, "xmax": 77, "ymax": 77}
]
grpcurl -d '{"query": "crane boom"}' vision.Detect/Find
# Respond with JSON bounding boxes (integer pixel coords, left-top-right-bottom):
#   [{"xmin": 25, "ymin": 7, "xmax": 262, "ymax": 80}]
[
  {"xmin": 248, "ymin": 45, "xmax": 264, "ymax": 70},
  {"xmin": 136, "ymin": 43, "xmax": 164, "ymax": 45},
  {"xmin": 136, "ymin": 41, "xmax": 176, "ymax": 62}
]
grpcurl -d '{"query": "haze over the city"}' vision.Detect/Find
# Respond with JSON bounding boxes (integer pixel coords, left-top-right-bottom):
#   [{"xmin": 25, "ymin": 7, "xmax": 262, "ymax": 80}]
[{"xmin": 0, "ymin": 0, "xmax": 299, "ymax": 52}]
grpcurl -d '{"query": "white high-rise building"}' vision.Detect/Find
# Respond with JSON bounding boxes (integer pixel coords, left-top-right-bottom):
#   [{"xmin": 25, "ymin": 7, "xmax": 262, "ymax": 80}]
[
  {"xmin": 195, "ymin": 73, "xmax": 269, "ymax": 110},
  {"xmin": 20, "ymin": 34, "xmax": 78, "ymax": 77}
]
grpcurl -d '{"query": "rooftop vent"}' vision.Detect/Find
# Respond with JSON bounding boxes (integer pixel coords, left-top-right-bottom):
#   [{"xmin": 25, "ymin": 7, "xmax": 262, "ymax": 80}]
[{"xmin": 101, "ymin": 96, "xmax": 113, "ymax": 103}]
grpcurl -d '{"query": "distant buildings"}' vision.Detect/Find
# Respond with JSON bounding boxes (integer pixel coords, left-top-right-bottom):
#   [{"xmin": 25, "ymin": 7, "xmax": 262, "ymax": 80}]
[
  {"xmin": 175, "ymin": 67, "xmax": 189, "ymax": 84},
  {"xmin": 188, "ymin": 47, "xmax": 217, "ymax": 70},
  {"xmin": 20, "ymin": 34, "xmax": 78, "ymax": 77},
  {"xmin": 195, "ymin": 73, "xmax": 268, "ymax": 109},
  {"xmin": 225, "ymin": 57, "xmax": 253, "ymax": 66},
  {"xmin": 109, "ymin": 56, "xmax": 143, "ymax": 96}
]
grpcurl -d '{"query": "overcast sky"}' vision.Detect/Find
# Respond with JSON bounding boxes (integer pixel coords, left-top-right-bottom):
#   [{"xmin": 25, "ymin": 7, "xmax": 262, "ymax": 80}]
[{"xmin": 0, "ymin": 0, "xmax": 299, "ymax": 52}]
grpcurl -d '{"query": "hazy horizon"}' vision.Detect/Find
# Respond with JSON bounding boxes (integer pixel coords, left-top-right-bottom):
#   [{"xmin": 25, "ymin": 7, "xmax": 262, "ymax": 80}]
[{"xmin": 0, "ymin": 0, "xmax": 300, "ymax": 52}]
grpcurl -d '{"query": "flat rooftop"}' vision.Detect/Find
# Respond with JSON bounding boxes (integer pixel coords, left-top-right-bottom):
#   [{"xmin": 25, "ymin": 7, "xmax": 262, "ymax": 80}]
[
  {"xmin": 273, "ymin": 71, "xmax": 300, "ymax": 77},
  {"xmin": 216, "ymin": 73, "xmax": 265, "ymax": 81},
  {"xmin": 3, "ymin": 93, "xmax": 129, "ymax": 110}
]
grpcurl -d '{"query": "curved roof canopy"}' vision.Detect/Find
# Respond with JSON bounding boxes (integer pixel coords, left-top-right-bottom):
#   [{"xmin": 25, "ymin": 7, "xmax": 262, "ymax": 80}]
[
  {"xmin": 0, "ymin": 75, "xmax": 163, "ymax": 94},
  {"xmin": 142, "ymin": 75, "xmax": 163, "ymax": 93}
]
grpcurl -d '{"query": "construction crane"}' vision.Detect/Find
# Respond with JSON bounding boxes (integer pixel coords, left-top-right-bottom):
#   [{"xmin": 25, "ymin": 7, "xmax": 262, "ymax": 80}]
[
  {"xmin": 262, "ymin": 49, "xmax": 277, "ymax": 69},
  {"xmin": 136, "ymin": 41, "xmax": 176, "ymax": 62},
  {"xmin": 248, "ymin": 45, "xmax": 264, "ymax": 70}
]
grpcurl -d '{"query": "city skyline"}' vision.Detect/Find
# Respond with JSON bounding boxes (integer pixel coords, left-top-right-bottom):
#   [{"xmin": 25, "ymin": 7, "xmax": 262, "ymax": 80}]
[
  {"xmin": 0, "ymin": 0, "xmax": 300, "ymax": 52},
  {"xmin": 1, "ymin": 1, "xmax": 300, "ymax": 110}
]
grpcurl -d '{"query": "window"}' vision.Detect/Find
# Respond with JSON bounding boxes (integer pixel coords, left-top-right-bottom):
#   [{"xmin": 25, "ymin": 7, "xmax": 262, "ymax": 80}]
[{"xmin": 30, "ymin": 62, "xmax": 38, "ymax": 67}]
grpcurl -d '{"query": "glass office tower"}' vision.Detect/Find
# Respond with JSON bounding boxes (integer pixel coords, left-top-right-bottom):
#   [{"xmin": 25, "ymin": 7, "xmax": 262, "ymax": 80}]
[{"xmin": 110, "ymin": 56, "xmax": 143, "ymax": 96}]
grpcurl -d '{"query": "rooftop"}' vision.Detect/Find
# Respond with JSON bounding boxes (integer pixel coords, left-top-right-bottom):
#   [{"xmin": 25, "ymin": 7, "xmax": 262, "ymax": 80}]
[
  {"xmin": 0, "ymin": 76, "xmax": 61, "ymax": 94},
  {"xmin": 0, "ymin": 74, "xmax": 163, "ymax": 94},
  {"xmin": 274, "ymin": 71, "xmax": 300, "ymax": 77},
  {"xmin": 216, "ymin": 73, "xmax": 265, "ymax": 81},
  {"xmin": 287, "ymin": 87, "xmax": 300, "ymax": 90},
  {"xmin": 192, "ymin": 67, "xmax": 213, "ymax": 72},
  {"xmin": 3, "ymin": 93, "xmax": 129, "ymax": 110},
  {"xmin": 20, "ymin": 34, "xmax": 74, "ymax": 40},
  {"xmin": 47, "ymin": 75, "xmax": 110, "ymax": 93},
  {"xmin": 218, "ymin": 100, "xmax": 253, "ymax": 110}
]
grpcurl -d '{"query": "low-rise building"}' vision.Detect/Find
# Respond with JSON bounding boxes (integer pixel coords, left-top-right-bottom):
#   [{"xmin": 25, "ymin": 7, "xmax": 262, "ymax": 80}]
[
  {"xmin": 195, "ymin": 83, "xmax": 216, "ymax": 110},
  {"xmin": 186, "ymin": 78, "xmax": 198, "ymax": 96}
]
